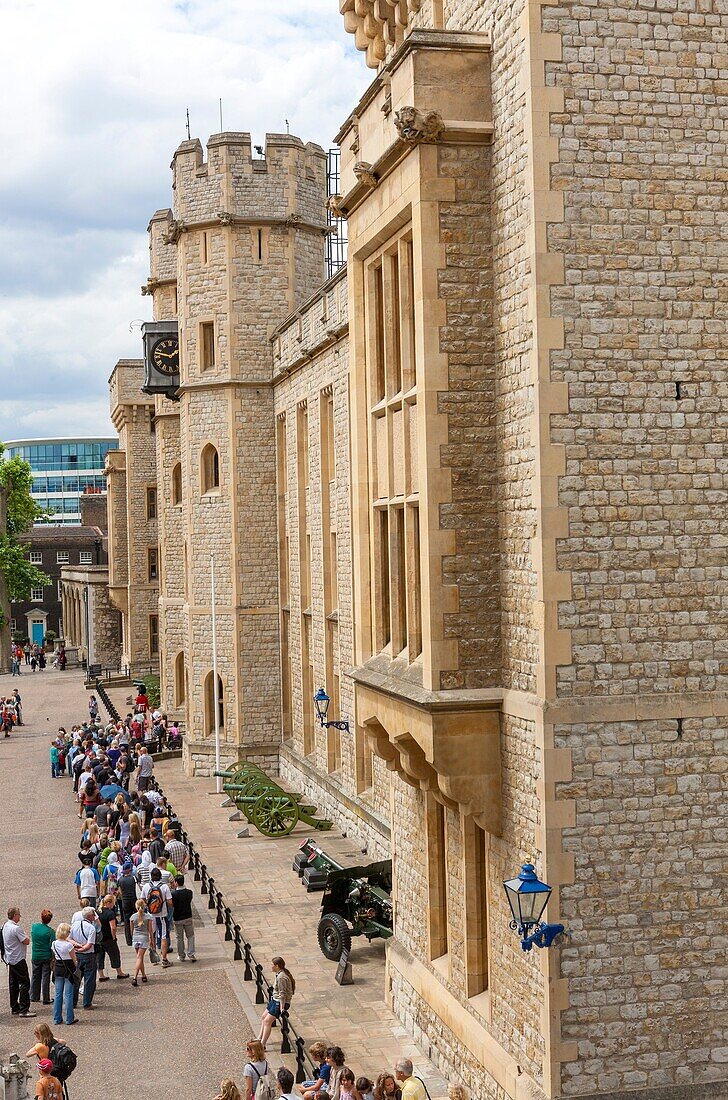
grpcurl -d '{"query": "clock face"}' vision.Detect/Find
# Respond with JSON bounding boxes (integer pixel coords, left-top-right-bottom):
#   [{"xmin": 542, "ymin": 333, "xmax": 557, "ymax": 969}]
[{"xmin": 151, "ymin": 336, "xmax": 179, "ymax": 375}]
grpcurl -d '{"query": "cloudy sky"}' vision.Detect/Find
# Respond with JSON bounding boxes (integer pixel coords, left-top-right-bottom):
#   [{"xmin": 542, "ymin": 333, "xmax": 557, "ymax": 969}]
[{"xmin": 0, "ymin": 0, "xmax": 367, "ymax": 440}]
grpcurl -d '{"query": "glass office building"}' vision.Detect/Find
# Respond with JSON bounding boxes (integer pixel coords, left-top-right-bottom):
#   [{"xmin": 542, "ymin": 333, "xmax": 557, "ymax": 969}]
[{"xmin": 4, "ymin": 438, "xmax": 117, "ymax": 524}]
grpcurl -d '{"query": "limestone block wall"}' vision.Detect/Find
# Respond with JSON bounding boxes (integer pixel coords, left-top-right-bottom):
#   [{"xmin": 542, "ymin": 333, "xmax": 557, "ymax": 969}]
[
  {"xmin": 272, "ymin": 272, "xmax": 389, "ymax": 850},
  {"xmin": 155, "ymin": 406, "xmax": 184, "ymax": 721},
  {"xmin": 556, "ymin": 716, "xmax": 727, "ymax": 1095},
  {"xmin": 546, "ymin": 0, "xmax": 727, "ymax": 702}
]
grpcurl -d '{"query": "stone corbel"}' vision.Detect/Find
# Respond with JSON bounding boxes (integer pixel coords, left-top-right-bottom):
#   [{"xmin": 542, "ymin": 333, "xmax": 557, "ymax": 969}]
[
  {"xmin": 353, "ymin": 161, "xmax": 378, "ymax": 189},
  {"xmin": 217, "ymin": 210, "xmax": 234, "ymax": 226},
  {"xmin": 141, "ymin": 278, "xmax": 158, "ymax": 297},
  {"xmin": 365, "ymin": 721, "xmax": 419, "ymax": 788},
  {"xmin": 394, "ymin": 106, "xmax": 445, "ymax": 145}
]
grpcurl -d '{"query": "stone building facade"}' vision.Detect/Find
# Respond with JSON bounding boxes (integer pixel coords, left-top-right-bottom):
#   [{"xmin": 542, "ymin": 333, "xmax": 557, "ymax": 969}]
[
  {"xmin": 11, "ymin": 524, "xmax": 107, "ymax": 647},
  {"xmin": 60, "ymin": 563, "xmax": 121, "ymax": 669},
  {"xmin": 106, "ymin": 2, "xmax": 726, "ymax": 1099},
  {"xmin": 106, "ymin": 360, "xmax": 160, "ymax": 672}
]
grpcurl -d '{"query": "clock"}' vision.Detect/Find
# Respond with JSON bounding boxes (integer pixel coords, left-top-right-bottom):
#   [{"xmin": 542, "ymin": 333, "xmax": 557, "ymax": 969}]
[{"xmin": 151, "ymin": 336, "xmax": 179, "ymax": 375}]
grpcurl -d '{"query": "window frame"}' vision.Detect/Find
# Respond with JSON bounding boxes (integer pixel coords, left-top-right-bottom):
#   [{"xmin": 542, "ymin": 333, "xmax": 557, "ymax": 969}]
[{"xmin": 56, "ymin": 550, "xmax": 70, "ymax": 565}]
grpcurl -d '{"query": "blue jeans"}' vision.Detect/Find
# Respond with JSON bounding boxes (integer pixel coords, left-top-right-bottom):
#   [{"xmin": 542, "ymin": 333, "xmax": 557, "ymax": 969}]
[
  {"xmin": 73, "ymin": 952, "xmax": 97, "ymax": 1008},
  {"xmin": 53, "ymin": 974, "xmax": 75, "ymax": 1025}
]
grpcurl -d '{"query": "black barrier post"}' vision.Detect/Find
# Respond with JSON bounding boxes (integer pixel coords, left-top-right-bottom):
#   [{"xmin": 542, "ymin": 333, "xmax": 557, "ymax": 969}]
[
  {"xmin": 295, "ymin": 1037, "xmax": 307, "ymax": 1084},
  {"xmin": 254, "ymin": 964, "xmax": 265, "ymax": 1004},
  {"xmin": 280, "ymin": 1008, "xmax": 292, "ymax": 1054},
  {"xmin": 243, "ymin": 941, "xmax": 253, "ymax": 981},
  {"xmin": 208, "ymin": 882, "xmax": 217, "ymax": 910},
  {"xmin": 233, "ymin": 924, "xmax": 243, "ymax": 960},
  {"xmin": 216, "ymin": 893, "xmax": 225, "ymax": 925},
  {"xmin": 224, "ymin": 907, "xmax": 233, "ymax": 940},
  {"xmin": 200, "ymin": 865, "xmax": 208, "ymax": 894},
  {"xmin": 193, "ymin": 853, "xmax": 201, "ymax": 882}
]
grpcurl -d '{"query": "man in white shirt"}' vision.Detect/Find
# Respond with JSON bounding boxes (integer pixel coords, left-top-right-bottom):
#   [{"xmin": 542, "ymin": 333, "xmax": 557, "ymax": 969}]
[
  {"xmin": 2, "ymin": 907, "xmax": 35, "ymax": 1017},
  {"xmin": 142, "ymin": 869, "xmax": 173, "ymax": 968},
  {"xmin": 135, "ymin": 746, "xmax": 154, "ymax": 792},
  {"xmin": 70, "ymin": 906, "xmax": 98, "ymax": 1010}
]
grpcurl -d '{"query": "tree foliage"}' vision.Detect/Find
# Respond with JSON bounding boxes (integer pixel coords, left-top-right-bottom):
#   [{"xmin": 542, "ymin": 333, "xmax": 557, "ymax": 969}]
[{"xmin": 0, "ymin": 443, "xmax": 50, "ymax": 602}]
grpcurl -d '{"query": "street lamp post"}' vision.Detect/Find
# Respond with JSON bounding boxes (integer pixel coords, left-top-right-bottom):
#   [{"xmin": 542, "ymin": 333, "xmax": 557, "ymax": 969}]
[
  {"xmin": 313, "ymin": 687, "xmax": 351, "ymax": 732},
  {"xmin": 503, "ymin": 863, "xmax": 566, "ymax": 951}
]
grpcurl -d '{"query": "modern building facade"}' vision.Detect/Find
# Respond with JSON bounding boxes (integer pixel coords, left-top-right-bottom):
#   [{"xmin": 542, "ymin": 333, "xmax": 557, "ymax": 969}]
[
  {"xmin": 5, "ymin": 437, "xmax": 115, "ymax": 524},
  {"xmin": 105, "ymin": 4, "xmax": 727, "ymax": 1100}
]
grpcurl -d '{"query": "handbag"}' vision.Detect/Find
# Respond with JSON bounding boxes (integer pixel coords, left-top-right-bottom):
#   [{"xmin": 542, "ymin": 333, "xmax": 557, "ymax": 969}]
[{"xmin": 53, "ymin": 947, "xmax": 81, "ymax": 988}]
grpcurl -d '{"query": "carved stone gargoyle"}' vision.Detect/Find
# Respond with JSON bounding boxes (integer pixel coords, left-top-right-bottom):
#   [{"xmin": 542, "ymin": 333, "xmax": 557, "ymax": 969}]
[{"xmin": 394, "ymin": 106, "xmax": 445, "ymax": 144}]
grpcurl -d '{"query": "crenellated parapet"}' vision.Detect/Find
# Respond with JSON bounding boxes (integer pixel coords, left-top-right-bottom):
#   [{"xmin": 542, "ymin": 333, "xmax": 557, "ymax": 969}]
[{"xmin": 170, "ymin": 132, "xmax": 327, "ymax": 233}]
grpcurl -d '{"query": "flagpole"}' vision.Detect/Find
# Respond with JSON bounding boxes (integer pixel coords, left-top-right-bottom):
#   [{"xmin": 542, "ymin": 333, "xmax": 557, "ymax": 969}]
[{"xmin": 211, "ymin": 553, "xmax": 221, "ymax": 794}]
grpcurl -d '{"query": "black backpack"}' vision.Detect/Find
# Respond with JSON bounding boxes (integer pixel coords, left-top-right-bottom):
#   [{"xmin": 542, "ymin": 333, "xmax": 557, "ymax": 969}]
[
  {"xmin": 49, "ymin": 1041, "xmax": 77, "ymax": 1083},
  {"xmin": 0, "ymin": 924, "xmax": 6, "ymax": 964}
]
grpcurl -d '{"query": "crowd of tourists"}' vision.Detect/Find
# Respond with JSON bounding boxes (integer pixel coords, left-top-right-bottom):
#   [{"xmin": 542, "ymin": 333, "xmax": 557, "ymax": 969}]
[
  {"xmin": 9, "ymin": 642, "xmax": 62, "ymax": 675},
  {"xmin": 3, "ymin": 689, "xmax": 452, "ymax": 1100}
]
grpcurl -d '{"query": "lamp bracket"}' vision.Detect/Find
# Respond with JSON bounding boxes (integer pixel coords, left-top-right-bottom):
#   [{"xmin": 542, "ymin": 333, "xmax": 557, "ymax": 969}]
[{"xmin": 518, "ymin": 921, "xmax": 566, "ymax": 951}]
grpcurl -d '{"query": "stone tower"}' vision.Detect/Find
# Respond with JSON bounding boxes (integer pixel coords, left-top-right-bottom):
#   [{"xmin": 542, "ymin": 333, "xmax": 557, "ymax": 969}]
[{"xmin": 152, "ymin": 131, "xmax": 328, "ymax": 767}]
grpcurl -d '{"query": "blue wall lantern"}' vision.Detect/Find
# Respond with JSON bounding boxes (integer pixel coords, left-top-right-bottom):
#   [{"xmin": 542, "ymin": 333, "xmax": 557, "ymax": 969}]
[
  {"xmin": 503, "ymin": 863, "xmax": 565, "ymax": 951},
  {"xmin": 313, "ymin": 687, "xmax": 351, "ymax": 732}
]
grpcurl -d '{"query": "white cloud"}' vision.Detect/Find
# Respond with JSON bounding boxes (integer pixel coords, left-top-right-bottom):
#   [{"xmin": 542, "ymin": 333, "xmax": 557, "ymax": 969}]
[{"xmin": 0, "ymin": 0, "xmax": 368, "ymax": 438}]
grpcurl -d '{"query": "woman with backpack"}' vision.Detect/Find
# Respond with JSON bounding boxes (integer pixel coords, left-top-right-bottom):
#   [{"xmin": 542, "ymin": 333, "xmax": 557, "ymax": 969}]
[
  {"xmin": 256, "ymin": 956, "xmax": 295, "ymax": 1049},
  {"xmin": 242, "ymin": 1040, "xmax": 269, "ymax": 1100}
]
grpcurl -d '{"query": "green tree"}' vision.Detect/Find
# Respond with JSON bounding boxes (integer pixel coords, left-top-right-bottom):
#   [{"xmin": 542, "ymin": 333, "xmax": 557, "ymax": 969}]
[{"xmin": 0, "ymin": 443, "xmax": 50, "ymax": 603}]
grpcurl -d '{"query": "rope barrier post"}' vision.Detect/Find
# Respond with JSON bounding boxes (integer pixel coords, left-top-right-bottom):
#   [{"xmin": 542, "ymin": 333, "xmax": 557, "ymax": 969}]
[
  {"xmin": 280, "ymin": 1008, "xmax": 292, "ymax": 1054},
  {"xmin": 254, "ymin": 963, "xmax": 265, "ymax": 1004},
  {"xmin": 243, "ymin": 941, "xmax": 253, "ymax": 981},
  {"xmin": 295, "ymin": 1037, "xmax": 307, "ymax": 1084},
  {"xmin": 200, "ymin": 865, "xmax": 208, "ymax": 894},
  {"xmin": 224, "ymin": 907, "xmax": 233, "ymax": 940},
  {"xmin": 208, "ymin": 880, "xmax": 217, "ymax": 910},
  {"xmin": 216, "ymin": 893, "xmax": 225, "ymax": 925},
  {"xmin": 193, "ymin": 853, "xmax": 201, "ymax": 882},
  {"xmin": 233, "ymin": 924, "xmax": 243, "ymax": 960}
]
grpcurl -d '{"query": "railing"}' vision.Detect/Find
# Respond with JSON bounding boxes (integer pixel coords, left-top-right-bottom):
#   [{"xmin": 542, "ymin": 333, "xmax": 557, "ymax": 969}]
[
  {"xmin": 151, "ymin": 778, "xmax": 316, "ymax": 1083},
  {"xmin": 85, "ymin": 661, "xmax": 159, "ymax": 684},
  {"xmin": 95, "ymin": 679, "xmax": 121, "ymax": 722}
]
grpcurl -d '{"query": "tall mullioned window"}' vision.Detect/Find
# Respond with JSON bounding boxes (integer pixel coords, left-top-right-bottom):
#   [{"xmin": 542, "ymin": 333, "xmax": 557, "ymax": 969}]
[{"xmin": 364, "ymin": 228, "xmax": 421, "ymax": 664}]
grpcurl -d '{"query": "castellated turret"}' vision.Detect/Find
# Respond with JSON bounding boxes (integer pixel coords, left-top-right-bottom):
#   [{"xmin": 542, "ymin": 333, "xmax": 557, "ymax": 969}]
[{"xmin": 145, "ymin": 128, "xmax": 328, "ymax": 764}]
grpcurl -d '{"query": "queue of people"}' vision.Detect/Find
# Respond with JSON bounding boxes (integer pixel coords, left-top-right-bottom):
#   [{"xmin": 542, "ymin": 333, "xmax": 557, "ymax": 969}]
[{"xmin": 4, "ymin": 689, "xmax": 454, "ymax": 1100}]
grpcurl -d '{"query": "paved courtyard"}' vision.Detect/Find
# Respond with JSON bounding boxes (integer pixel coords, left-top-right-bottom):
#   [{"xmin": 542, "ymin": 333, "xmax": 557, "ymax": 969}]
[{"xmin": 0, "ymin": 668, "xmax": 254, "ymax": 1100}]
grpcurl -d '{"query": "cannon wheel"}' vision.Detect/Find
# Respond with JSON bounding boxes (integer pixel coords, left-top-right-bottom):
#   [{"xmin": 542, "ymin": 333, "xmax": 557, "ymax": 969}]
[
  {"xmin": 317, "ymin": 914, "xmax": 351, "ymax": 961},
  {"xmin": 252, "ymin": 792, "xmax": 300, "ymax": 837}
]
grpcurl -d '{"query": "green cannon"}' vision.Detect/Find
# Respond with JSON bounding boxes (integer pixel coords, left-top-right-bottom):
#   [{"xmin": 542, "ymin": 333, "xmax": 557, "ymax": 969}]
[{"xmin": 214, "ymin": 766, "xmax": 333, "ymax": 839}]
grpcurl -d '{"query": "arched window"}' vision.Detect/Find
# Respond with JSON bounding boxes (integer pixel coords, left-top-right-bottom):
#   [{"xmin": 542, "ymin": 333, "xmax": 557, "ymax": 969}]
[
  {"xmin": 201, "ymin": 444, "xmax": 220, "ymax": 494},
  {"xmin": 174, "ymin": 651, "xmax": 186, "ymax": 707},
  {"xmin": 171, "ymin": 462, "xmax": 182, "ymax": 506},
  {"xmin": 204, "ymin": 670, "xmax": 224, "ymax": 736}
]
